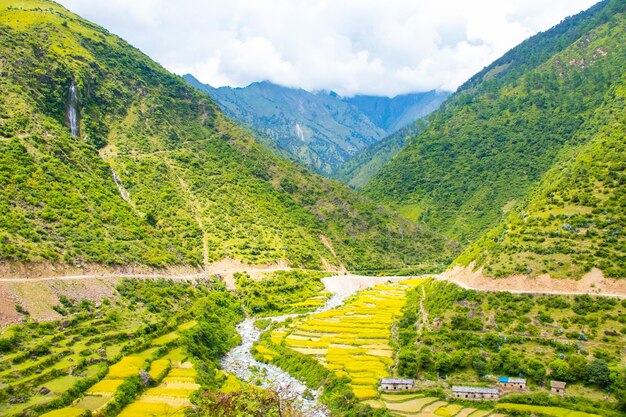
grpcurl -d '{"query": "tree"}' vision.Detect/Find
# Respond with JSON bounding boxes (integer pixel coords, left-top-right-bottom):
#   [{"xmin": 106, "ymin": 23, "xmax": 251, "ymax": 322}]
[
  {"xmin": 398, "ymin": 349, "xmax": 419, "ymax": 378},
  {"xmin": 435, "ymin": 353, "xmax": 455, "ymax": 375},
  {"xmin": 587, "ymin": 359, "xmax": 611, "ymax": 388},
  {"xmin": 494, "ymin": 348, "xmax": 523, "ymax": 376},
  {"xmin": 525, "ymin": 359, "xmax": 546, "ymax": 384},
  {"xmin": 567, "ymin": 354, "xmax": 588, "ymax": 381},
  {"xmin": 473, "ymin": 357, "xmax": 489, "ymax": 378},
  {"xmin": 549, "ymin": 359, "xmax": 572, "ymax": 382},
  {"xmin": 610, "ymin": 367, "xmax": 626, "ymax": 412},
  {"xmin": 417, "ymin": 347, "xmax": 434, "ymax": 371}
]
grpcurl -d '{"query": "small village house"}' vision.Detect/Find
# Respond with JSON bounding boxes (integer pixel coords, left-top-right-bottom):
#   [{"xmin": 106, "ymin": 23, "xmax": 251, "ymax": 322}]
[
  {"xmin": 498, "ymin": 376, "xmax": 527, "ymax": 390},
  {"xmin": 380, "ymin": 378, "xmax": 414, "ymax": 391},
  {"xmin": 551, "ymin": 380, "xmax": 566, "ymax": 396},
  {"xmin": 452, "ymin": 386, "xmax": 499, "ymax": 400}
]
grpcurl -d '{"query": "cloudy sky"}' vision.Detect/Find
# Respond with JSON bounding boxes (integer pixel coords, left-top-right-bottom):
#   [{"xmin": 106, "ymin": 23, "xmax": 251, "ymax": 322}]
[{"xmin": 57, "ymin": 0, "xmax": 599, "ymax": 97}]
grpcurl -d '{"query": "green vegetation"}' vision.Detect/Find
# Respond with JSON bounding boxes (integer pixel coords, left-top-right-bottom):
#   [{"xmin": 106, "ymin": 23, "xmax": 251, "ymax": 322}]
[
  {"xmin": 364, "ymin": 0, "xmax": 626, "ymax": 250},
  {"xmin": 0, "ymin": 0, "xmax": 455, "ymax": 273},
  {"xmin": 235, "ymin": 270, "xmax": 329, "ymax": 315},
  {"xmin": 394, "ymin": 280, "xmax": 626, "ymax": 413}
]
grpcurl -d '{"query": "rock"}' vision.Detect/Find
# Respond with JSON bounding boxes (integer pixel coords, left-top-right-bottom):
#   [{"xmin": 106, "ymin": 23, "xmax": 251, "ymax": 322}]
[
  {"xmin": 139, "ymin": 370, "xmax": 151, "ymax": 386},
  {"xmin": 9, "ymin": 396, "xmax": 27, "ymax": 404}
]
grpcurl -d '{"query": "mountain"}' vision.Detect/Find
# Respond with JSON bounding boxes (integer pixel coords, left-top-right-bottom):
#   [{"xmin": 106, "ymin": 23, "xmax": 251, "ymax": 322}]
[
  {"xmin": 364, "ymin": 0, "xmax": 626, "ymax": 252},
  {"xmin": 335, "ymin": 120, "xmax": 428, "ymax": 189},
  {"xmin": 345, "ymin": 91, "xmax": 448, "ymax": 133},
  {"xmin": 184, "ymin": 75, "xmax": 448, "ymax": 176},
  {"xmin": 0, "ymin": 0, "xmax": 457, "ymax": 275},
  {"xmin": 456, "ymin": 72, "xmax": 625, "ymax": 279}
]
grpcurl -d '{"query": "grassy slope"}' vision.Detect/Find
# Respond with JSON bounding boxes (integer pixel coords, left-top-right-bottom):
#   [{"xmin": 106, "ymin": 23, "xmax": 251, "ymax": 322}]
[
  {"xmin": 363, "ymin": 0, "xmax": 625, "ymax": 246},
  {"xmin": 0, "ymin": 0, "xmax": 455, "ymax": 272}
]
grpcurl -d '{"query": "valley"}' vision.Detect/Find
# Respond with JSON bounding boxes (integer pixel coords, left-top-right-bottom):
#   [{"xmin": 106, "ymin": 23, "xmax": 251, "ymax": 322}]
[{"xmin": 0, "ymin": 0, "xmax": 624, "ymax": 416}]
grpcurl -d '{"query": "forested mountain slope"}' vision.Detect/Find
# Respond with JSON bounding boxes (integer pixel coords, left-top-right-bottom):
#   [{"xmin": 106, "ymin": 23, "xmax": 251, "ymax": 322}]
[
  {"xmin": 335, "ymin": 120, "xmax": 427, "ymax": 189},
  {"xmin": 0, "ymin": 0, "xmax": 456, "ymax": 274},
  {"xmin": 184, "ymin": 75, "xmax": 447, "ymax": 176},
  {"xmin": 456, "ymin": 72, "xmax": 625, "ymax": 279},
  {"xmin": 364, "ymin": 0, "xmax": 626, "ymax": 246}
]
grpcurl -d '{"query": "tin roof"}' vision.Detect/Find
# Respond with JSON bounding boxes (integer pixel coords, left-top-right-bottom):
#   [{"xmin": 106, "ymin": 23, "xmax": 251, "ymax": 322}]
[
  {"xmin": 380, "ymin": 378, "xmax": 414, "ymax": 385},
  {"xmin": 452, "ymin": 386, "xmax": 499, "ymax": 394},
  {"xmin": 498, "ymin": 376, "xmax": 527, "ymax": 383}
]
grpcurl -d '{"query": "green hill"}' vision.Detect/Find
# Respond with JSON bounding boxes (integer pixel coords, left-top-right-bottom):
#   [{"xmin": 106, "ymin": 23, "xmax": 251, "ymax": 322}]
[
  {"xmin": 363, "ymin": 0, "xmax": 626, "ymax": 247},
  {"xmin": 0, "ymin": 0, "xmax": 456, "ymax": 273}
]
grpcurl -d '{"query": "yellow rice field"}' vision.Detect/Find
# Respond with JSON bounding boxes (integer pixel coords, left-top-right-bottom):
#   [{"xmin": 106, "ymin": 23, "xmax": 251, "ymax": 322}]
[
  {"xmin": 107, "ymin": 356, "xmax": 146, "ymax": 379},
  {"xmin": 270, "ymin": 280, "xmax": 426, "ymax": 399},
  {"xmin": 86, "ymin": 379, "xmax": 125, "ymax": 396},
  {"xmin": 148, "ymin": 359, "xmax": 170, "ymax": 382}
]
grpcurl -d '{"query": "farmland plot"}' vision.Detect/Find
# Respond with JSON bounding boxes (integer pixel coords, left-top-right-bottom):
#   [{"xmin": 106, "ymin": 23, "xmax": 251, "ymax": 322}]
[
  {"xmin": 269, "ymin": 280, "xmax": 425, "ymax": 399},
  {"xmin": 117, "ymin": 348, "xmax": 199, "ymax": 417}
]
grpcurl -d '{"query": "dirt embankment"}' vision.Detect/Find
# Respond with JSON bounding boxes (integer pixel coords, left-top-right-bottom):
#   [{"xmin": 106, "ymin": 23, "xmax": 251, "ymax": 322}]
[
  {"xmin": 321, "ymin": 275, "xmax": 410, "ymax": 294},
  {"xmin": 0, "ymin": 277, "xmax": 121, "ymax": 324},
  {"xmin": 443, "ymin": 265, "xmax": 626, "ymax": 298}
]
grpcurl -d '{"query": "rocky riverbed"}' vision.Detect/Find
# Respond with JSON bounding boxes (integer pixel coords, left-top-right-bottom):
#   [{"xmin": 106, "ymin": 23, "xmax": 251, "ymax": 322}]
[{"xmin": 220, "ymin": 290, "xmax": 354, "ymax": 416}]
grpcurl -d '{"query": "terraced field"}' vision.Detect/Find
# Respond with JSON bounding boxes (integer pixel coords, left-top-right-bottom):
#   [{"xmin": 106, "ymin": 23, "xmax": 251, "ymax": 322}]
[
  {"xmin": 2, "ymin": 316, "xmax": 198, "ymax": 417},
  {"xmin": 263, "ymin": 279, "xmax": 425, "ymax": 399},
  {"xmin": 117, "ymin": 352, "xmax": 199, "ymax": 417},
  {"xmin": 0, "ymin": 311, "xmax": 155, "ymax": 416},
  {"xmin": 495, "ymin": 403, "xmax": 601, "ymax": 417},
  {"xmin": 364, "ymin": 393, "xmax": 498, "ymax": 417}
]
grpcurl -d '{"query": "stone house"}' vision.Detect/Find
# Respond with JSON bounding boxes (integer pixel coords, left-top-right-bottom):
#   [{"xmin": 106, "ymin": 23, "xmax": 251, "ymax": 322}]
[
  {"xmin": 380, "ymin": 378, "xmax": 414, "ymax": 391},
  {"xmin": 551, "ymin": 380, "xmax": 566, "ymax": 396},
  {"xmin": 498, "ymin": 376, "xmax": 527, "ymax": 390},
  {"xmin": 452, "ymin": 386, "xmax": 499, "ymax": 400}
]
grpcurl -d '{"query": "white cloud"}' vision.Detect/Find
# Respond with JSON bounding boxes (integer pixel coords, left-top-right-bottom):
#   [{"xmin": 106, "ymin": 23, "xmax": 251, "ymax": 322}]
[{"xmin": 57, "ymin": 0, "xmax": 599, "ymax": 96}]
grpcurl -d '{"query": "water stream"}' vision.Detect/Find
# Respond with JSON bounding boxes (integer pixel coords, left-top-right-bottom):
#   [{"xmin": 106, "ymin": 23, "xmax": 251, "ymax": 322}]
[
  {"xmin": 111, "ymin": 169, "xmax": 131, "ymax": 203},
  {"xmin": 220, "ymin": 290, "xmax": 354, "ymax": 416},
  {"xmin": 67, "ymin": 82, "xmax": 79, "ymax": 136}
]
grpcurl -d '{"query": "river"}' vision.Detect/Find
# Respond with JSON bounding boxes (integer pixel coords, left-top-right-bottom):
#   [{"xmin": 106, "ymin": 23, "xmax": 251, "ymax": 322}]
[{"xmin": 220, "ymin": 275, "xmax": 410, "ymax": 416}]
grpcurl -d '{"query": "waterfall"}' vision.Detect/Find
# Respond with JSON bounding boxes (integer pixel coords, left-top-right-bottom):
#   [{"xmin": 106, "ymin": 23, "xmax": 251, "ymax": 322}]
[
  {"xmin": 67, "ymin": 82, "xmax": 79, "ymax": 136},
  {"xmin": 111, "ymin": 169, "xmax": 131, "ymax": 203}
]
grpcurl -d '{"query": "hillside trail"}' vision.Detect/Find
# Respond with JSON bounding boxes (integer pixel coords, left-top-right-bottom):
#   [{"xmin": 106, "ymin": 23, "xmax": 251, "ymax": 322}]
[{"xmin": 0, "ymin": 268, "xmax": 624, "ymax": 297}]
